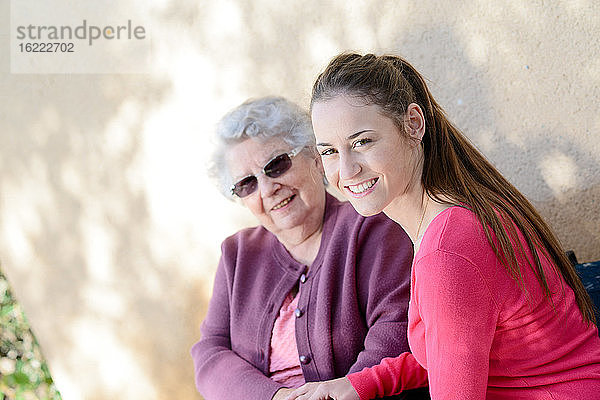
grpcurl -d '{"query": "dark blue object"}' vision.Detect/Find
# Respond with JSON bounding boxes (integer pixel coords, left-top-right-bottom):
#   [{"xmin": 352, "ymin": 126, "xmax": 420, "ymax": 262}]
[{"xmin": 575, "ymin": 260, "xmax": 600, "ymax": 327}]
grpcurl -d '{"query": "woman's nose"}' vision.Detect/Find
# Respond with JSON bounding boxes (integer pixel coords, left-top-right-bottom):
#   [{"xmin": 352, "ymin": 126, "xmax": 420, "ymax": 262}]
[
  {"xmin": 339, "ymin": 154, "xmax": 361, "ymax": 180},
  {"xmin": 257, "ymin": 175, "xmax": 280, "ymax": 198}
]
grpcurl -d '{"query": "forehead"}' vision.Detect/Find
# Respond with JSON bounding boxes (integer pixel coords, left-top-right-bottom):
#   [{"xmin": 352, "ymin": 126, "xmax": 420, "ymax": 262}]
[
  {"xmin": 311, "ymin": 96, "xmax": 388, "ymax": 141},
  {"xmin": 225, "ymin": 136, "xmax": 291, "ymax": 178}
]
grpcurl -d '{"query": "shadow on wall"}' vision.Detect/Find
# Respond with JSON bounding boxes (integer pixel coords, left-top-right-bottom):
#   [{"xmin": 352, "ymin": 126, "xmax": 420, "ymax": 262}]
[
  {"xmin": 489, "ymin": 132, "xmax": 600, "ymax": 262},
  {"xmin": 536, "ymin": 184, "xmax": 600, "ymax": 262},
  {"xmin": 0, "ymin": 71, "xmax": 211, "ymax": 398},
  {"xmin": 1, "ymin": 0, "xmax": 599, "ymax": 399},
  {"xmin": 0, "ymin": 6, "xmax": 212, "ymax": 399}
]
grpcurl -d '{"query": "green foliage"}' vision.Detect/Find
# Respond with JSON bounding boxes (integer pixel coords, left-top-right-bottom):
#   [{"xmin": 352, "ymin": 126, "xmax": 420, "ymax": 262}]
[{"xmin": 0, "ymin": 268, "xmax": 62, "ymax": 400}]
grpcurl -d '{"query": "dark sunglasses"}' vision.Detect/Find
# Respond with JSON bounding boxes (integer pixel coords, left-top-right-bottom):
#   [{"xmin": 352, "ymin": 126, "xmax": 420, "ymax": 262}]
[{"xmin": 230, "ymin": 147, "xmax": 304, "ymax": 198}]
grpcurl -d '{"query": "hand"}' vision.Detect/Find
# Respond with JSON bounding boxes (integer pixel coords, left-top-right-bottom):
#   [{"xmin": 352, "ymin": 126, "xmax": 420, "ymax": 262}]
[
  {"xmin": 273, "ymin": 387, "xmax": 294, "ymax": 400},
  {"xmin": 284, "ymin": 377, "xmax": 359, "ymax": 400}
]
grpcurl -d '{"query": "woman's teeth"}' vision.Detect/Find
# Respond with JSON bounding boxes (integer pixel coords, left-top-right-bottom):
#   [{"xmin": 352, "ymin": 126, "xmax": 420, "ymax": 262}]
[
  {"xmin": 272, "ymin": 196, "xmax": 294, "ymax": 210},
  {"xmin": 347, "ymin": 179, "xmax": 377, "ymax": 194}
]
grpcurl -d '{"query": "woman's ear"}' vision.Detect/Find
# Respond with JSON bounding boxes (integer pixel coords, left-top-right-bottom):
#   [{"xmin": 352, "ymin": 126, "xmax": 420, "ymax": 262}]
[{"xmin": 404, "ymin": 103, "xmax": 426, "ymax": 143}]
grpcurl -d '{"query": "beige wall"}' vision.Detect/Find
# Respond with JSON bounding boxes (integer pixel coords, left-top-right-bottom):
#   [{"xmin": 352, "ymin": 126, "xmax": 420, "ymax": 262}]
[{"xmin": 1, "ymin": 0, "xmax": 598, "ymax": 398}]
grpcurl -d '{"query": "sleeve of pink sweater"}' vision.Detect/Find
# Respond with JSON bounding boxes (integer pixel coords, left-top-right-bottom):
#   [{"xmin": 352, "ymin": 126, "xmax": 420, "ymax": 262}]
[
  {"xmin": 348, "ymin": 249, "xmax": 500, "ymax": 400},
  {"xmin": 347, "ymin": 352, "xmax": 428, "ymax": 399}
]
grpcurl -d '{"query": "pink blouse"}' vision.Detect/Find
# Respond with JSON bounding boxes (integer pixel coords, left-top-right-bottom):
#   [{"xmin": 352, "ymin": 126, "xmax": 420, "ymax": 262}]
[{"xmin": 268, "ymin": 290, "xmax": 305, "ymax": 388}]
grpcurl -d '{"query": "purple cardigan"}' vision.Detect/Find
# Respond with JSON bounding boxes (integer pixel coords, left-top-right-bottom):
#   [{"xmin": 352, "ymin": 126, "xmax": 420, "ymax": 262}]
[{"xmin": 191, "ymin": 194, "xmax": 414, "ymax": 400}]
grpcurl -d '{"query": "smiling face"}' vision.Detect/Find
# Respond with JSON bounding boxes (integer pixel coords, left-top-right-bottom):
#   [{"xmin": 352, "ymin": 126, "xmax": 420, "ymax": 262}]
[
  {"xmin": 226, "ymin": 136, "xmax": 326, "ymax": 240},
  {"xmin": 311, "ymin": 95, "xmax": 424, "ymax": 217}
]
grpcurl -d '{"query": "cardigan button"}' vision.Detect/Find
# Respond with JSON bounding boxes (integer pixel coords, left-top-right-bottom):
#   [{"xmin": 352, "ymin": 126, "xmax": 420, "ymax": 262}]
[
  {"xmin": 299, "ymin": 273, "xmax": 307, "ymax": 283},
  {"xmin": 299, "ymin": 355, "xmax": 311, "ymax": 364},
  {"xmin": 294, "ymin": 308, "xmax": 303, "ymax": 318}
]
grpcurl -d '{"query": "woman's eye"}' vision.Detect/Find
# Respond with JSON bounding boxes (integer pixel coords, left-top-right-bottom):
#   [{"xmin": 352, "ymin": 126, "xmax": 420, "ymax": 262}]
[
  {"xmin": 320, "ymin": 148, "xmax": 337, "ymax": 156},
  {"xmin": 352, "ymin": 138, "xmax": 372, "ymax": 148}
]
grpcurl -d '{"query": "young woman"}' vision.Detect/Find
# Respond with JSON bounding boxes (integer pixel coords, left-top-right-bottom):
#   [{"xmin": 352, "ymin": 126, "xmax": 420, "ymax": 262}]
[{"xmin": 286, "ymin": 53, "xmax": 600, "ymax": 400}]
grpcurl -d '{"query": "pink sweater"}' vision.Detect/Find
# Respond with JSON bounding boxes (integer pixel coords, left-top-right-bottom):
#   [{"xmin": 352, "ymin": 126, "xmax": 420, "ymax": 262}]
[{"xmin": 349, "ymin": 206, "xmax": 600, "ymax": 399}]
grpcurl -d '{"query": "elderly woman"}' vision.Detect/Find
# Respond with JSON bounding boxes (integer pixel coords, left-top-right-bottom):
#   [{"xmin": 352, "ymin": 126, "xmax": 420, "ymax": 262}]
[{"xmin": 190, "ymin": 97, "xmax": 428, "ymax": 400}]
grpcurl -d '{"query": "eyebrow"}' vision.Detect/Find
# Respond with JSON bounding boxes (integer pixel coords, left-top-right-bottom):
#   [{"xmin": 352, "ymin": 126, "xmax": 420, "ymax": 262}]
[{"xmin": 316, "ymin": 130, "xmax": 373, "ymax": 147}]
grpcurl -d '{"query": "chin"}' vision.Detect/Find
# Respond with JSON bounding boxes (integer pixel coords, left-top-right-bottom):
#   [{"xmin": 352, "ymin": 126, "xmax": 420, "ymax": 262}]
[
  {"xmin": 348, "ymin": 199, "xmax": 384, "ymax": 217},
  {"xmin": 271, "ymin": 213, "xmax": 304, "ymax": 230}
]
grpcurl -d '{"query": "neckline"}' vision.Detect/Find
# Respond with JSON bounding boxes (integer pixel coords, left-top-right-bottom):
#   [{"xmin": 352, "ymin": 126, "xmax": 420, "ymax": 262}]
[{"xmin": 413, "ymin": 204, "xmax": 462, "ymax": 252}]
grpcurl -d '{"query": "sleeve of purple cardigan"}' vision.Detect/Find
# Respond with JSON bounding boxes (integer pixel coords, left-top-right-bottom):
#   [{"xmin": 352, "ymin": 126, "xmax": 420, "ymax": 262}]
[
  {"xmin": 190, "ymin": 242, "xmax": 283, "ymax": 400},
  {"xmin": 348, "ymin": 214, "xmax": 418, "ymax": 376}
]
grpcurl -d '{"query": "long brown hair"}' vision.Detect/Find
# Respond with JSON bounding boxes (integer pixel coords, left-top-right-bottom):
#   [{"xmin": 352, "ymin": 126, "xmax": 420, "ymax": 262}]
[{"xmin": 311, "ymin": 52, "xmax": 596, "ymax": 324}]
